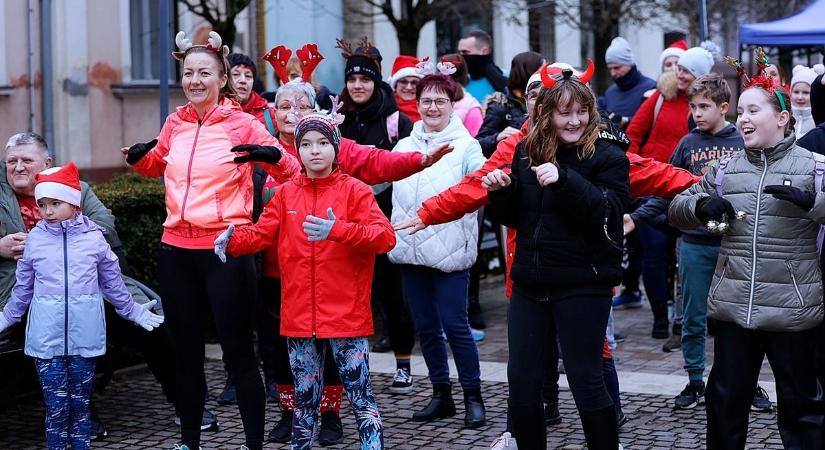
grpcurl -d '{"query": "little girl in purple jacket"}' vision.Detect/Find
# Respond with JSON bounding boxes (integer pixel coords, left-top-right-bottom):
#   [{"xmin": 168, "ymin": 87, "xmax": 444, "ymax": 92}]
[{"xmin": 0, "ymin": 162, "xmax": 163, "ymax": 450}]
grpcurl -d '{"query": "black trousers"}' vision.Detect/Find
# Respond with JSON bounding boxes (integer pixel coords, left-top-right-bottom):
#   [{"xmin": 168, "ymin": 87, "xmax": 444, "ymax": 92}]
[
  {"xmin": 706, "ymin": 320, "xmax": 823, "ymax": 450},
  {"xmin": 158, "ymin": 244, "xmax": 265, "ymax": 450},
  {"xmin": 508, "ymin": 290, "xmax": 615, "ymax": 449},
  {"xmin": 371, "ymin": 254, "xmax": 415, "ymax": 356}
]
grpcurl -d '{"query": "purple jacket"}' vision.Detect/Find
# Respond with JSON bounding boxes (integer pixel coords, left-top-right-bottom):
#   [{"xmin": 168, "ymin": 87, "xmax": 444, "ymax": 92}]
[{"xmin": 2, "ymin": 214, "xmax": 138, "ymax": 358}]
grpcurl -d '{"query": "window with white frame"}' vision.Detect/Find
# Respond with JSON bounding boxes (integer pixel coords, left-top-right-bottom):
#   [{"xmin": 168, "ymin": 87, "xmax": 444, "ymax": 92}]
[{"xmin": 129, "ymin": 0, "xmax": 176, "ymax": 82}]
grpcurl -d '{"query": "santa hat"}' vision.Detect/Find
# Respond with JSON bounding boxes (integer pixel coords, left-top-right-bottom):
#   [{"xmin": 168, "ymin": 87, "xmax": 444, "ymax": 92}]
[
  {"xmin": 678, "ymin": 41, "xmax": 720, "ymax": 78},
  {"xmin": 659, "ymin": 40, "xmax": 688, "ymax": 69},
  {"xmin": 526, "ymin": 62, "xmax": 582, "ymax": 90},
  {"xmin": 389, "ymin": 55, "xmax": 422, "ymax": 89},
  {"xmin": 791, "ymin": 64, "xmax": 825, "ymax": 89},
  {"xmin": 34, "ymin": 162, "xmax": 81, "ymax": 207}
]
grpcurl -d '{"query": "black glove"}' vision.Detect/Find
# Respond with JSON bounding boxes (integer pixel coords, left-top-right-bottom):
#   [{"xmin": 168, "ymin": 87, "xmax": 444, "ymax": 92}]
[
  {"xmin": 126, "ymin": 139, "xmax": 157, "ymax": 165},
  {"xmin": 231, "ymin": 144, "xmax": 282, "ymax": 164},
  {"xmin": 695, "ymin": 196, "xmax": 736, "ymax": 222},
  {"xmin": 764, "ymin": 185, "xmax": 816, "ymax": 211}
]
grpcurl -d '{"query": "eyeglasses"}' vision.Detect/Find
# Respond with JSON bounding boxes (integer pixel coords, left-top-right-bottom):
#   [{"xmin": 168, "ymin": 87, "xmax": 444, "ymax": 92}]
[
  {"xmin": 397, "ymin": 79, "xmax": 419, "ymax": 87},
  {"xmin": 419, "ymin": 98, "xmax": 451, "ymax": 109},
  {"xmin": 276, "ymin": 104, "xmax": 314, "ymax": 112}
]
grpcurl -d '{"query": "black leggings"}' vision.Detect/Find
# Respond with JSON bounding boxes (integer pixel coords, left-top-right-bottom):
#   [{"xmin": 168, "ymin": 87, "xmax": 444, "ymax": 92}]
[
  {"xmin": 372, "ymin": 254, "xmax": 415, "ymax": 356},
  {"xmin": 508, "ymin": 290, "xmax": 614, "ymax": 449},
  {"xmin": 158, "ymin": 244, "xmax": 264, "ymax": 450}
]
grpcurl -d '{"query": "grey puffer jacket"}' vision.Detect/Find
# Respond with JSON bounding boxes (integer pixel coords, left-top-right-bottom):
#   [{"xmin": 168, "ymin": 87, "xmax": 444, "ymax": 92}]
[{"xmin": 669, "ymin": 135, "xmax": 825, "ymax": 332}]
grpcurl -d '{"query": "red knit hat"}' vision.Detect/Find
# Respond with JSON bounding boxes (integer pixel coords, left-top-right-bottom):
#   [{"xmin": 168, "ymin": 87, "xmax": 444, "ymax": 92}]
[
  {"xmin": 390, "ymin": 55, "xmax": 422, "ymax": 89},
  {"xmin": 659, "ymin": 40, "xmax": 688, "ymax": 68},
  {"xmin": 34, "ymin": 162, "xmax": 81, "ymax": 207}
]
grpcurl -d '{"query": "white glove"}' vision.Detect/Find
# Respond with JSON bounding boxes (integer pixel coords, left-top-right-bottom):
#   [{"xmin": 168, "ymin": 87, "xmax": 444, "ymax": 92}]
[
  {"xmin": 0, "ymin": 312, "xmax": 12, "ymax": 334},
  {"xmin": 214, "ymin": 224, "xmax": 235, "ymax": 263},
  {"xmin": 133, "ymin": 300, "xmax": 164, "ymax": 331}
]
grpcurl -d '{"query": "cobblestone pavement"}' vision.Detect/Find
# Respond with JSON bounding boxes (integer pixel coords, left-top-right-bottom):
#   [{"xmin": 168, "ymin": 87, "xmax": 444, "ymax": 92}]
[{"xmin": 0, "ymin": 276, "xmax": 786, "ymax": 449}]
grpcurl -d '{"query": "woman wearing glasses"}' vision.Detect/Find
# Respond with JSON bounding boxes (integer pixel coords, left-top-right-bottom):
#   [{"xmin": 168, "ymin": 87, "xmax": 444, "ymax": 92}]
[{"xmin": 389, "ymin": 72, "xmax": 487, "ymax": 429}]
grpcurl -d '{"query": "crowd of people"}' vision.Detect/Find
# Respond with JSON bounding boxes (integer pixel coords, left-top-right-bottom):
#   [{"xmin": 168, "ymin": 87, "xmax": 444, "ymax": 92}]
[{"xmin": 2, "ymin": 25, "xmax": 825, "ymax": 450}]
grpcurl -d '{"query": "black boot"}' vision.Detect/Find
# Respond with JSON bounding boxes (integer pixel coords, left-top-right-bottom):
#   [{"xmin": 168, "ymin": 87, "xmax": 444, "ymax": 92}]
[
  {"xmin": 463, "ymin": 388, "xmax": 486, "ymax": 428},
  {"xmin": 267, "ymin": 410, "xmax": 293, "ymax": 443},
  {"xmin": 317, "ymin": 411, "xmax": 344, "ymax": 446},
  {"xmin": 579, "ymin": 405, "xmax": 619, "ymax": 450},
  {"xmin": 412, "ymin": 383, "xmax": 456, "ymax": 422},
  {"xmin": 651, "ymin": 301, "xmax": 670, "ymax": 339}
]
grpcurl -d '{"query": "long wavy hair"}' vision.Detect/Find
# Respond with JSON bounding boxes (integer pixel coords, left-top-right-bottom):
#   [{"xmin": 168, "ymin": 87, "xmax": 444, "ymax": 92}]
[{"xmin": 524, "ymin": 78, "xmax": 600, "ymax": 165}]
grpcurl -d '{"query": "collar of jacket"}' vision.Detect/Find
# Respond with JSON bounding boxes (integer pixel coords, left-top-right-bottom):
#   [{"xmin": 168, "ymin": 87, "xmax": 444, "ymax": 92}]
[
  {"xmin": 294, "ymin": 168, "xmax": 344, "ymax": 188},
  {"xmin": 745, "ymin": 133, "xmax": 796, "ymax": 165},
  {"xmin": 411, "ymin": 115, "xmax": 469, "ymax": 146},
  {"xmin": 242, "ymin": 91, "xmax": 269, "ymax": 115},
  {"xmin": 343, "ymin": 81, "xmax": 397, "ymax": 123},
  {"xmin": 176, "ymin": 97, "xmax": 242, "ymax": 124},
  {"xmin": 36, "ymin": 213, "xmax": 103, "ymax": 236},
  {"xmin": 614, "ymin": 65, "xmax": 643, "ymax": 91}
]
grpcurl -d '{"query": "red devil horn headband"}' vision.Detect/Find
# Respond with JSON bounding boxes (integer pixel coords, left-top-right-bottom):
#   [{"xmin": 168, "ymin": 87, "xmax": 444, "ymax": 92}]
[{"xmin": 540, "ymin": 59, "xmax": 595, "ymax": 89}]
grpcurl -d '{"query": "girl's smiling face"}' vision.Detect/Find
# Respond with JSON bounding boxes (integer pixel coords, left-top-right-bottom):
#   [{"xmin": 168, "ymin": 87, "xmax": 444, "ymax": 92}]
[
  {"xmin": 736, "ymin": 88, "xmax": 790, "ymax": 149},
  {"xmin": 551, "ymin": 100, "xmax": 590, "ymax": 144},
  {"xmin": 791, "ymin": 82, "xmax": 811, "ymax": 108}
]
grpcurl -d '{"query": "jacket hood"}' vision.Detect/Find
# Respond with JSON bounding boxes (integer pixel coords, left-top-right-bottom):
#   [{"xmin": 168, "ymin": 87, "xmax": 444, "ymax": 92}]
[
  {"xmin": 176, "ymin": 97, "xmax": 243, "ymax": 124},
  {"xmin": 242, "ymin": 91, "xmax": 270, "ymax": 115},
  {"xmin": 36, "ymin": 213, "xmax": 104, "ymax": 236},
  {"xmin": 410, "ymin": 115, "xmax": 471, "ymax": 146}
]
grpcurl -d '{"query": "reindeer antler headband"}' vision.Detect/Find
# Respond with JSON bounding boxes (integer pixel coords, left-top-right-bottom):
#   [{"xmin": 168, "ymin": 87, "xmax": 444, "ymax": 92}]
[
  {"xmin": 725, "ymin": 47, "xmax": 787, "ymax": 111},
  {"xmin": 262, "ymin": 43, "xmax": 325, "ymax": 85},
  {"xmin": 415, "ymin": 57, "xmax": 458, "ymax": 76},
  {"xmin": 172, "ymin": 31, "xmax": 229, "ymax": 60},
  {"xmin": 539, "ymin": 59, "xmax": 595, "ymax": 89}
]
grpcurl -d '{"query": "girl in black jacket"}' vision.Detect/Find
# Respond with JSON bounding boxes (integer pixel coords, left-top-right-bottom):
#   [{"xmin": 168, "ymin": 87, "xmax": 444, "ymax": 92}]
[{"xmin": 483, "ymin": 65, "xmax": 630, "ymax": 450}]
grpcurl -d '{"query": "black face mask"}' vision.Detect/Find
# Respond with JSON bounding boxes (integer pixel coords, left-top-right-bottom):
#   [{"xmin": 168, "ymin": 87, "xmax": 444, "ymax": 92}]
[{"xmin": 463, "ymin": 54, "xmax": 493, "ymax": 80}]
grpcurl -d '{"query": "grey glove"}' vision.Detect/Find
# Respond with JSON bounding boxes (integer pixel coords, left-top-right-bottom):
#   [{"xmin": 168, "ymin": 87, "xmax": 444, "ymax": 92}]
[
  {"xmin": 213, "ymin": 224, "xmax": 235, "ymax": 263},
  {"xmin": 133, "ymin": 300, "xmax": 164, "ymax": 331},
  {"xmin": 303, "ymin": 208, "xmax": 336, "ymax": 241}
]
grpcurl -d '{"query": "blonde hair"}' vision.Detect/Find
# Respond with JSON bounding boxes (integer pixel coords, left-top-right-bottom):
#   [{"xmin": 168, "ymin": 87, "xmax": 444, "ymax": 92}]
[
  {"xmin": 283, "ymin": 56, "xmax": 321, "ymax": 92},
  {"xmin": 524, "ymin": 79, "xmax": 601, "ymax": 165}
]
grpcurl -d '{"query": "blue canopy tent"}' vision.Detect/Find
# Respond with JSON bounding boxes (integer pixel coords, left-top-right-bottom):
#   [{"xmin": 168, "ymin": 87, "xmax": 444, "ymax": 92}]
[{"xmin": 739, "ymin": 0, "xmax": 825, "ymax": 46}]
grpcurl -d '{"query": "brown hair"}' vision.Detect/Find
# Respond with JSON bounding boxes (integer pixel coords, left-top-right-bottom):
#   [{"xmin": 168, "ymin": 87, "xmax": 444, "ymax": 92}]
[
  {"xmin": 508, "ymin": 51, "xmax": 545, "ymax": 95},
  {"xmin": 183, "ymin": 47, "xmax": 240, "ymax": 103},
  {"xmin": 283, "ymin": 56, "xmax": 322, "ymax": 91},
  {"xmin": 687, "ymin": 73, "xmax": 731, "ymax": 106},
  {"xmin": 524, "ymin": 79, "xmax": 600, "ymax": 165},
  {"xmin": 745, "ymin": 85, "xmax": 795, "ymax": 133},
  {"xmin": 416, "ymin": 74, "xmax": 459, "ymax": 102}
]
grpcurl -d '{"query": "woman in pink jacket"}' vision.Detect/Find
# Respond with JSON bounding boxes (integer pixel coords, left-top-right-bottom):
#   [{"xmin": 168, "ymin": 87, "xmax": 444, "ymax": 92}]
[{"xmin": 121, "ymin": 32, "xmax": 298, "ymax": 450}]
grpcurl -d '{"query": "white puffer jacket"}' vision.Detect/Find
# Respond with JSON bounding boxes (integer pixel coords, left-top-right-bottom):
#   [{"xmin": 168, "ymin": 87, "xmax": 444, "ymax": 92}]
[{"xmin": 389, "ymin": 116, "xmax": 486, "ymax": 272}]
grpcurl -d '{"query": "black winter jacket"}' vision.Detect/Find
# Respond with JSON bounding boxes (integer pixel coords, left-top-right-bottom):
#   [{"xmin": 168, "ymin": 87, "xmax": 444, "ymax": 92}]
[
  {"xmin": 476, "ymin": 93, "xmax": 528, "ymax": 157},
  {"xmin": 339, "ymin": 81, "xmax": 413, "ymax": 151},
  {"xmin": 488, "ymin": 139, "xmax": 630, "ymax": 299},
  {"xmin": 799, "ymin": 122, "xmax": 825, "ymax": 156}
]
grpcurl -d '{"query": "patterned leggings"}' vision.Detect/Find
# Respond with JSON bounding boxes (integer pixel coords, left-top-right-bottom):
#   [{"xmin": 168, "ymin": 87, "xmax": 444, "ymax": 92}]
[
  {"xmin": 287, "ymin": 337, "xmax": 383, "ymax": 450},
  {"xmin": 34, "ymin": 356, "xmax": 97, "ymax": 450}
]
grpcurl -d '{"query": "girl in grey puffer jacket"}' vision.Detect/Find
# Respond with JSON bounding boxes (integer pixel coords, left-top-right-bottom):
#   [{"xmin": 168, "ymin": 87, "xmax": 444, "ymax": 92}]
[{"xmin": 669, "ymin": 84, "xmax": 825, "ymax": 450}]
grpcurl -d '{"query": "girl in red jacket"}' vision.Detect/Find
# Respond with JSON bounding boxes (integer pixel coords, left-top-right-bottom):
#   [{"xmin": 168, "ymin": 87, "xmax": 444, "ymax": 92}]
[{"xmin": 215, "ymin": 110, "xmax": 395, "ymax": 450}]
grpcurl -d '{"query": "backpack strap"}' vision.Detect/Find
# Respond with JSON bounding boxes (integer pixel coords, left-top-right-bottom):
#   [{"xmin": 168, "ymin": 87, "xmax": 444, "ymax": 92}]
[
  {"xmin": 714, "ymin": 156, "xmax": 732, "ymax": 197},
  {"xmin": 263, "ymin": 108, "xmax": 276, "ymax": 136},
  {"xmin": 653, "ymin": 93, "xmax": 665, "ymax": 123},
  {"xmin": 386, "ymin": 111, "xmax": 399, "ymax": 143},
  {"xmin": 812, "ymin": 152, "xmax": 825, "ymax": 252}
]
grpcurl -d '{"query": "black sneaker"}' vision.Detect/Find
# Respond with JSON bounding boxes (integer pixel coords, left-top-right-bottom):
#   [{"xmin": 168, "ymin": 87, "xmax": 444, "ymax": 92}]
[
  {"xmin": 616, "ymin": 410, "xmax": 629, "ymax": 428},
  {"xmin": 317, "ymin": 411, "xmax": 344, "ymax": 446},
  {"xmin": 174, "ymin": 409, "xmax": 220, "ymax": 432},
  {"xmin": 217, "ymin": 376, "xmax": 237, "ymax": 405},
  {"xmin": 674, "ymin": 381, "xmax": 705, "ymax": 409},
  {"xmin": 544, "ymin": 402, "xmax": 561, "ymax": 425},
  {"xmin": 89, "ymin": 413, "xmax": 108, "ymax": 441},
  {"xmin": 389, "ymin": 367, "xmax": 413, "ymax": 394},
  {"xmin": 371, "ymin": 336, "xmax": 391, "ymax": 353},
  {"xmin": 267, "ymin": 410, "xmax": 292, "ymax": 443},
  {"xmin": 752, "ymin": 386, "xmax": 773, "ymax": 412}
]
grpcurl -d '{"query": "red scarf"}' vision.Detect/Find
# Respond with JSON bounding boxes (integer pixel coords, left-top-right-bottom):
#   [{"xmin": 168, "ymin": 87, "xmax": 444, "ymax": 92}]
[{"xmin": 396, "ymin": 95, "xmax": 420, "ymax": 122}]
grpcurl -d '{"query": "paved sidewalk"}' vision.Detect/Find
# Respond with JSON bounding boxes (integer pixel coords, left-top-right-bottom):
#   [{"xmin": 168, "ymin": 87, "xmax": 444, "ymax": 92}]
[{"xmin": 0, "ymin": 276, "xmax": 787, "ymax": 449}]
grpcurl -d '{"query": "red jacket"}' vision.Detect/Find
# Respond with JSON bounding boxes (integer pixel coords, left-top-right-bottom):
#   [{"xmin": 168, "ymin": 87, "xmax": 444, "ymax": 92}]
[
  {"xmin": 258, "ymin": 136, "xmax": 425, "ymax": 278},
  {"xmin": 417, "ymin": 121, "xmax": 699, "ymax": 297},
  {"xmin": 626, "ymin": 90, "xmax": 690, "ymax": 163},
  {"xmin": 228, "ymin": 170, "xmax": 395, "ymax": 338},
  {"xmin": 241, "ymin": 91, "xmax": 276, "ymax": 128}
]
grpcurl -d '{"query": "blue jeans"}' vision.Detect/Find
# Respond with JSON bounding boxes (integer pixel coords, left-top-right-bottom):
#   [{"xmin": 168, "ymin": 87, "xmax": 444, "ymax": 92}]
[
  {"xmin": 35, "ymin": 356, "xmax": 97, "ymax": 450},
  {"xmin": 400, "ymin": 265, "xmax": 481, "ymax": 390},
  {"xmin": 678, "ymin": 241, "xmax": 720, "ymax": 381},
  {"xmin": 637, "ymin": 224, "xmax": 670, "ymax": 307},
  {"xmin": 287, "ymin": 337, "xmax": 382, "ymax": 450}
]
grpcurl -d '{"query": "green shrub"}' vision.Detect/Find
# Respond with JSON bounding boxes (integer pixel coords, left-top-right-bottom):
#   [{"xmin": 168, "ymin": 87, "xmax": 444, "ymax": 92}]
[{"xmin": 92, "ymin": 173, "xmax": 165, "ymax": 291}]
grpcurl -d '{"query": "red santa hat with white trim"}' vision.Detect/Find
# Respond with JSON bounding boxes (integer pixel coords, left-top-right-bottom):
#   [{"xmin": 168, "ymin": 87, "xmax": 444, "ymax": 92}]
[
  {"xmin": 34, "ymin": 162, "xmax": 81, "ymax": 207},
  {"xmin": 659, "ymin": 40, "xmax": 688, "ymax": 69},
  {"xmin": 389, "ymin": 55, "xmax": 423, "ymax": 89}
]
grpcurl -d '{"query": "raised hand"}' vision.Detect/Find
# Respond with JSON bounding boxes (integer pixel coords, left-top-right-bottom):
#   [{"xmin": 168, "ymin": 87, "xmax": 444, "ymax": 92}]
[
  {"xmin": 481, "ymin": 169, "xmax": 512, "ymax": 191},
  {"xmin": 532, "ymin": 163, "xmax": 559, "ymax": 187},
  {"xmin": 122, "ymin": 139, "xmax": 157, "ymax": 165},
  {"xmin": 231, "ymin": 145, "xmax": 283, "ymax": 164},
  {"xmin": 764, "ymin": 185, "xmax": 816, "ymax": 211},
  {"xmin": 303, "ymin": 208, "xmax": 336, "ymax": 241},
  {"xmin": 421, "ymin": 143, "xmax": 454, "ymax": 167},
  {"xmin": 393, "ymin": 215, "xmax": 427, "ymax": 235},
  {"xmin": 695, "ymin": 196, "xmax": 736, "ymax": 222}
]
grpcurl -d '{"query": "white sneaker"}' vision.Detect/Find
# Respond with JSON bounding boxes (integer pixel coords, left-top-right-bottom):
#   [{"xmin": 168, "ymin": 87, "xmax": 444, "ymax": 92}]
[{"xmin": 490, "ymin": 432, "xmax": 518, "ymax": 450}]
